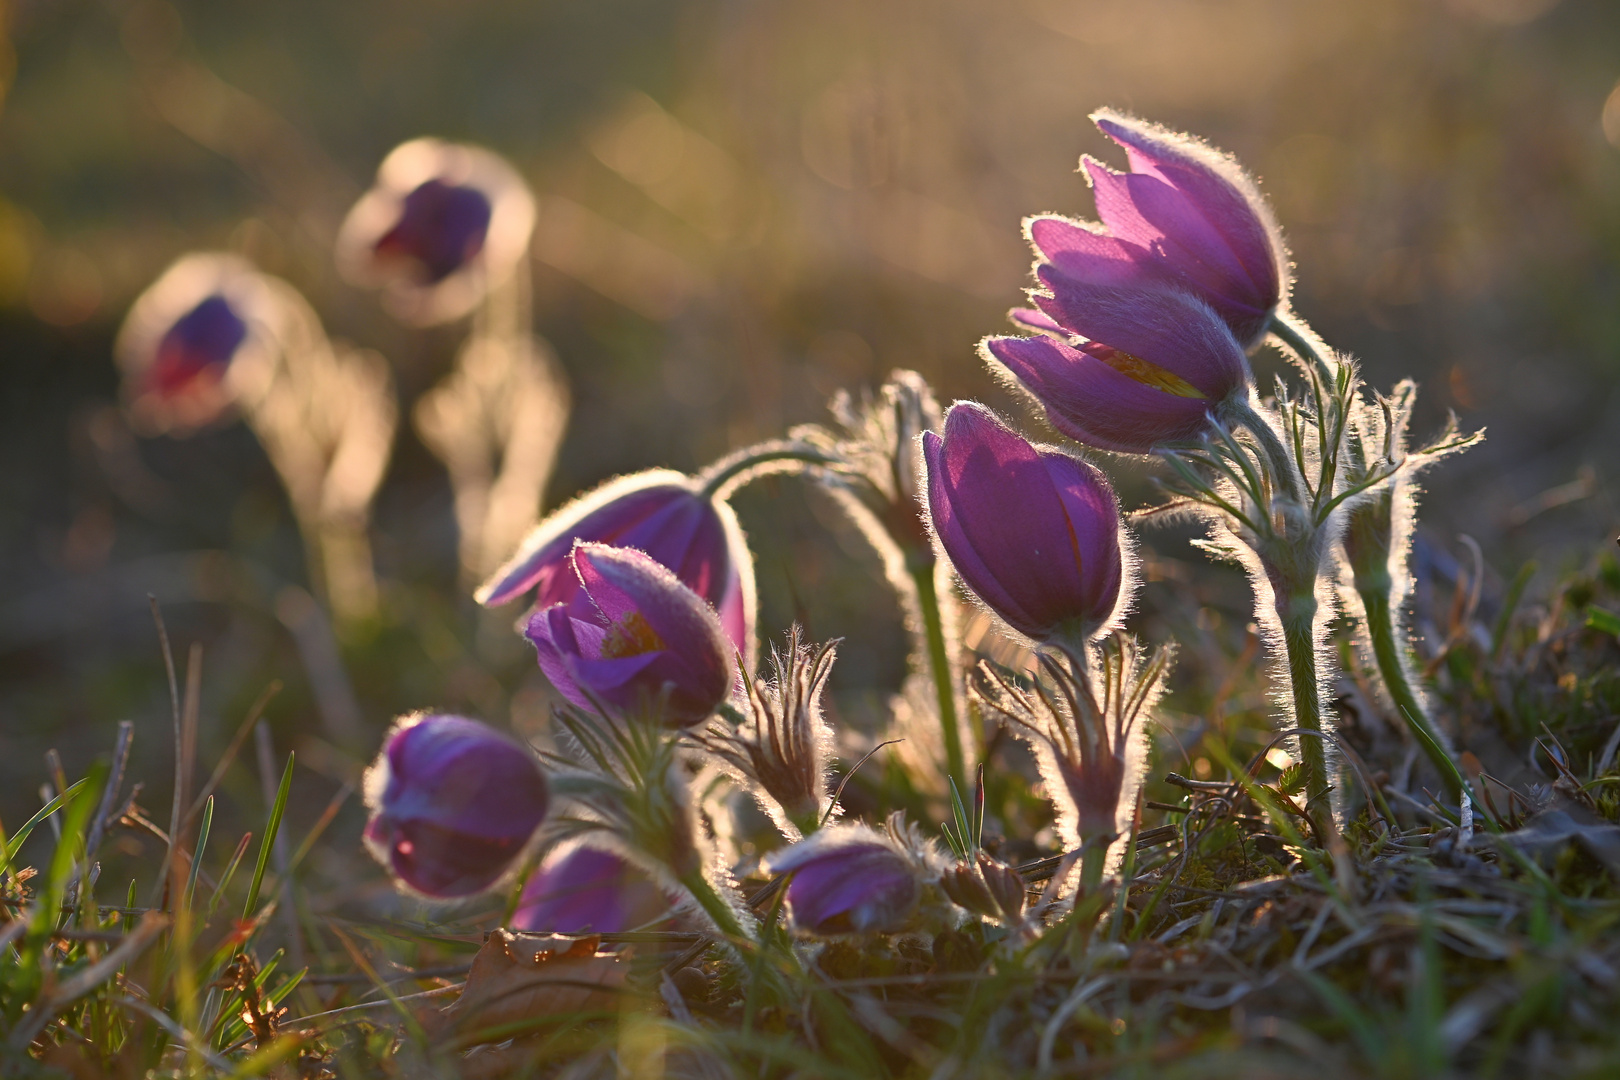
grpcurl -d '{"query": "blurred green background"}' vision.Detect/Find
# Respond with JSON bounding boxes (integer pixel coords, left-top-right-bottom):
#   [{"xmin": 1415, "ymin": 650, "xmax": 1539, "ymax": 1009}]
[{"xmin": 3, "ymin": 0, "xmax": 1620, "ymax": 899}]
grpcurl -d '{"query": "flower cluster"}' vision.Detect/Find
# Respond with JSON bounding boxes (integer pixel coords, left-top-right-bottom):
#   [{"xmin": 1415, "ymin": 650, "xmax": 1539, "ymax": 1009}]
[{"xmin": 328, "ymin": 109, "xmax": 1476, "ymax": 955}]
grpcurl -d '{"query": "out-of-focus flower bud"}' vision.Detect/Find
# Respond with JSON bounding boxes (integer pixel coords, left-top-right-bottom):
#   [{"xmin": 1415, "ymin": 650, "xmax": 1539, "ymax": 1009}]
[
  {"xmin": 525, "ymin": 543, "xmax": 736, "ymax": 726},
  {"xmin": 336, "ymin": 138, "xmax": 536, "ymax": 325},
  {"xmin": 939, "ymin": 852, "xmax": 1026, "ymax": 925},
  {"xmin": 115, "ymin": 253, "xmax": 301, "ymax": 434},
  {"xmin": 363, "ymin": 713, "xmax": 549, "ymax": 898},
  {"xmin": 766, "ymin": 826, "xmax": 926, "ymax": 936},
  {"xmin": 477, "ymin": 470, "xmax": 755, "ymax": 658},
  {"xmin": 922, "ymin": 402, "xmax": 1126, "ymax": 645},
  {"xmin": 984, "ymin": 286, "xmax": 1250, "ymax": 454},
  {"xmin": 1026, "ymin": 110, "xmax": 1288, "ymax": 349},
  {"xmin": 511, "ymin": 843, "xmax": 673, "ymax": 933}
]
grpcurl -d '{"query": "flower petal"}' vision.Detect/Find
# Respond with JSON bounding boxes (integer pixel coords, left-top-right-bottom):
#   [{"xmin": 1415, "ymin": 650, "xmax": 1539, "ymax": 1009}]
[{"xmin": 985, "ymin": 333, "xmax": 1214, "ymax": 454}]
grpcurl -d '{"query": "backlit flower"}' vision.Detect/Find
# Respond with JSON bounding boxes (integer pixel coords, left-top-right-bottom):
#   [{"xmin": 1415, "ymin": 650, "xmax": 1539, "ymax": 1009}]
[
  {"xmin": 1027, "ymin": 110, "xmax": 1287, "ymax": 348},
  {"xmin": 115, "ymin": 253, "xmax": 304, "ymax": 434},
  {"xmin": 363, "ymin": 713, "xmax": 550, "ymax": 898},
  {"xmin": 923, "ymin": 402, "xmax": 1126, "ymax": 644},
  {"xmin": 525, "ymin": 543, "xmax": 736, "ymax": 726},
  {"xmin": 478, "ymin": 470, "xmax": 755, "ymax": 657},
  {"xmin": 766, "ymin": 821, "xmax": 932, "ymax": 936},
  {"xmin": 336, "ymin": 138, "xmax": 536, "ymax": 325}
]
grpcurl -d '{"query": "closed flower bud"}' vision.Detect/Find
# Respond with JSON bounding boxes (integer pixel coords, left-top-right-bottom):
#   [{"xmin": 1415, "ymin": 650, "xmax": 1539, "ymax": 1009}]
[
  {"xmin": 115, "ymin": 253, "xmax": 304, "ymax": 434},
  {"xmin": 512, "ymin": 844, "xmax": 673, "ymax": 933},
  {"xmin": 984, "ymin": 286, "xmax": 1250, "ymax": 454},
  {"xmin": 525, "ymin": 543, "xmax": 737, "ymax": 726},
  {"xmin": 478, "ymin": 470, "xmax": 756, "ymax": 658},
  {"xmin": 922, "ymin": 402, "xmax": 1127, "ymax": 644},
  {"xmin": 766, "ymin": 825, "xmax": 927, "ymax": 936},
  {"xmin": 363, "ymin": 713, "xmax": 549, "ymax": 898},
  {"xmin": 1026, "ymin": 110, "xmax": 1287, "ymax": 349},
  {"xmin": 939, "ymin": 852, "xmax": 1026, "ymax": 924},
  {"xmin": 336, "ymin": 138, "xmax": 536, "ymax": 325}
]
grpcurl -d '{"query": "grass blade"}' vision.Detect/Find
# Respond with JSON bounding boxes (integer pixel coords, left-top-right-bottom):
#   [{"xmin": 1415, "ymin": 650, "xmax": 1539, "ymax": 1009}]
[{"xmin": 243, "ymin": 752, "xmax": 294, "ymax": 922}]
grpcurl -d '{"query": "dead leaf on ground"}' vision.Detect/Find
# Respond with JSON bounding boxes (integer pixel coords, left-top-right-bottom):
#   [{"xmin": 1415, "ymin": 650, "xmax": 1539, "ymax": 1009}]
[{"xmin": 424, "ymin": 931, "xmax": 630, "ymax": 1049}]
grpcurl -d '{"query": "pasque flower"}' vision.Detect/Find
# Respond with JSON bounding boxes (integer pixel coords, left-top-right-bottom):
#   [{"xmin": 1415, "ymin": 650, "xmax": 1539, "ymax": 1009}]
[
  {"xmin": 336, "ymin": 138, "xmax": 536, "ymax": 325},
  {"xmin": 512, "ymin": 844, "xmax": 673, "ymax": 933},
  {"xmin": 116, "ymin": 253, "xmax": 296, "ymax": 434},
  {"xmin": 1026, "ymin": 110, "xmax": 1288, "ymax": 348},
  {"xmin": 525, "ymin": 543, "xmax": 737, "ymax": 726},
  {"xmin": 923, "ymin": 403, "xmax": 1126, "ymax": 644},
  {"xmin": 478, "ymin": 470, "xmax": 756, "ymax": 657},
  {"xmin": 984, "ymin": 285, "xmax": 1250, "ymax": 454},
  {"xmin": 363, "ymin": 713, "xmax": 550, "ymax": 898},
  {"xmin": 766, "ymin": 820, "xmax": 934, "ymax": 936}
]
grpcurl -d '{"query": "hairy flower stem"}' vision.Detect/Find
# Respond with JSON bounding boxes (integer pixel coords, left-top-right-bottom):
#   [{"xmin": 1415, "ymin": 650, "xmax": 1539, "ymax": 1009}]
[
  {"xmin": 1357, "ymin": 586, "xmax": 1464, "ymax": 800},
  {"xmin": 698, "ymin": 444, "xmax": 844, "ymax": 500},
  {"xmin": 1268, "ymin": 310, "xmax": 1338, "ymax": 390},
  {"xmin": 910, "ymin": 555, "xmax": 967, "ymax": 790},
  {"xmin": 1276, "ymin": 586, "xmax": 1332, "ymax": 834},
  {"xmin": 678, "ymin": 869, "xmax": 754, "ymax": 950}
]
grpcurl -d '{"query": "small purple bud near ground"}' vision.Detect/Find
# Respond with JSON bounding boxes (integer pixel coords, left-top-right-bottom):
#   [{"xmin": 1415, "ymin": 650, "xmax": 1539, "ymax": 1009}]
[
  {"xmin": 372, "ymin": 179, "xmax": 494, "ymax": 285},
  {"xmin": 1026, "ymin": 110, "xmax": 1288, "ymax": 349},
  {"xmin": 922, "ymin": 402, "xmax": 1127, "ymax": 645},
  {"xmin": 362, "ymin": 713, "xmax": 550, "ymax": 898},
  {"xmin": 478, "ymin": 470, "xmax": 756, "ymax": 659},
  {"xmin": 768, "ymin": 831, "xmax": 924, "ymax": 936},
  {"xmin": 525, "ymin": 543, "xmax": 737, "ymax": 726},
  {"xmin": 511, "ymin": 844, "xmax": 674, "ymax": 934}
]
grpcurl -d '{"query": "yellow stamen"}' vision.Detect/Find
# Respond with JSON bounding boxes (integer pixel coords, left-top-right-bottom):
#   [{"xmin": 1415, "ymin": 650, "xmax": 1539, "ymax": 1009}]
[
  {"xmin": 600, "ymin": 611, "xmax": 664, "ymax": 658},
  {"xmin": 1090, "ymin": 345, "xmax": 1206, "ymax": 399}
]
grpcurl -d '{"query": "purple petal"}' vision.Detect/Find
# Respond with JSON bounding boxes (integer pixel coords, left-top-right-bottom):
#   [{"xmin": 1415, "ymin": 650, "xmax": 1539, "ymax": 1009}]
[
  {"xmin": 1008, "ymin": 307, "xmax": 1072, "ymax": 339},
  {"xmin": 985, "ymin": 334, "xmax": 1214, "ymax": 454},
  {"xmin": 513, "ymin": 846, "xmax": 672, "ymax": 933},
  {"xmin": 1043, "ymin": 454, "xmax": 1124, "ymax": 626},
  {"xmin": 1031, "ymin": 280, "xmax": 1248, "ymax": 401},
  {"xmin": 1025, "ymin": 215, "xmax": 1153, "ymax": 288},
  {"xmin": 925, "ymin": 405, "xmax": 1091, "ymax": 639}
]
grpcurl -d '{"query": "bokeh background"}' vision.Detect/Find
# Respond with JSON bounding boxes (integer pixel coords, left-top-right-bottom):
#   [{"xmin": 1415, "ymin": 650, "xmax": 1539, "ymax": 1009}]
[{"xmin": 4, "ymin": 0, "xmax": 1620, "ymax": 897}]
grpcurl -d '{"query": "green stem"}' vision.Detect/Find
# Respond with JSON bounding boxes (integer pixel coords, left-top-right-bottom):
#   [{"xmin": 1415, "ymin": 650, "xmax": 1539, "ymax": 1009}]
[
  {"xmin": 910, "ymin": 559, "xmax": 966, "ymax": 790},
  {"xmin": 1224, "ymin": 397, "xmax": 1305, "ymax": 510},
  {"xmin": 1277, "ymin": 590, "xmax": 1333, "ymax": 833},
  {"xmin": 1080, "ymin": 840, "xmax": 1107, "ymax": 895},
  {"xmin": 697, "ymin": 444, "xmax": 842, "ymax": 500},
  {"xmin": 1359, "ymin": 588, "xmax": 1466, "ymax": 800},
  {"xmin": 677, "ymin": 869, "xmax": 754, "ymax": 955},
  {"xmin": 1269, "ymin": 309, "xmax": 1338, "ymax": 390}
]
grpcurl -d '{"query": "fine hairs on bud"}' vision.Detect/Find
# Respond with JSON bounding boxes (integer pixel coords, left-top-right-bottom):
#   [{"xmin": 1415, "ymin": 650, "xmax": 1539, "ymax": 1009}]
[
  {"xmin": 975, "ymin": 634, "xmax": 1171, "ymax": 874},
  {"xmin": 693, "ymin": 627, "xmax": 839, "ymax": 838}
]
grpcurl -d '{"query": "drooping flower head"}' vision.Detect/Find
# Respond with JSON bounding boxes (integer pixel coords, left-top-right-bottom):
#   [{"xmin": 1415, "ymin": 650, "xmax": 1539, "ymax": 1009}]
[
  {"xmin": 985, "ymin": 286, "xmax": 1250, "ymax": 454},
  {"xmin": 765, "ymin": 816, "xmax": 941, "ymax": 936},
  {"xmin": 923, "ymin": 402, "xmax": 1127, "ymax": 645},
  {"xmin": 525, "ymin": 543, "xmax": 737, "ymax": 726},
  {"xmin": 116, "ymin": 253, "xmax": 308, "ymax": 434},
  {"xmin": 1027, "ymin": 110, "xmax": 1288, "ymax": 349},
  {"xmin": 512, "ymin": 843, "xmax": 674, "ymax": 933},
  {"xmin": 363, "ymin": 713, "xmax": 550, "ymax": 898},
  {"xmin": 336, "ymin": 138, "xmax": 536, "ymax": 325},
  {"xmin": 478, "ymin": 470, "xmax": 756, "ymax": 658}
]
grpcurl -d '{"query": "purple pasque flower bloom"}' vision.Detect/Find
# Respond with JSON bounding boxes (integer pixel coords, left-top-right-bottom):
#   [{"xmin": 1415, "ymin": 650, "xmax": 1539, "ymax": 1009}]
[
  {"xmin": 512, "ymin": 843, "xmax": 673, "ymax": 933},
  {"xmin": 985, "ymin": 286, "xmax": 1250, "ymax": 454},
  {"xmin": 1026, "ymin": 110, "xmax": 1288, "ymax": 348},
  {"xmin": 923, "ymin": 402, "xmax": 1126, "ymax": 644},
  {"xmin": 363, "ymin": 713, "xmax": 550, "ymax": 898},
  {"xmin": 525, "ymin": 543, "xmax": 737, "ymax": 726},
  {"xmin": 336, "ymin": 138, "xmax": 536, "ymax": 325},
  {"xmin": 766, "ymin": 825, "xmax": 926, "ymax": 936},
  {"xmin": 478, "ymin": 470, "xmax": 756, "ymax": 659},
  {"xmin": 115, "ymin": 253, "xmax": 297, "ymax": 434}
]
